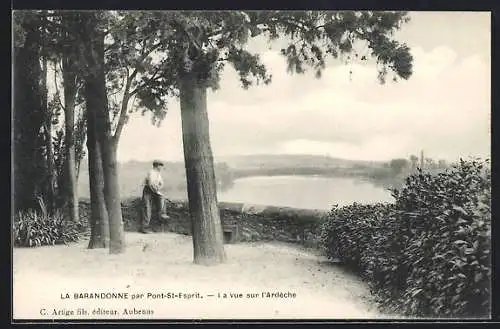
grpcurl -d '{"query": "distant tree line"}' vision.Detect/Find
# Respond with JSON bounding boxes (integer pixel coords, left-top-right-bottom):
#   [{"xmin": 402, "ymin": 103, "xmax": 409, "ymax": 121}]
[{"xmin": 367, "ymin": 154, "xmax": 451, "ymax": 189}]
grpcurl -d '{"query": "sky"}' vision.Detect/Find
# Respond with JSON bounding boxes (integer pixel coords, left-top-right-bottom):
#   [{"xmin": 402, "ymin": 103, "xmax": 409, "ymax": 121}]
[{"xmin": 117, "ymin": 11, "xmax": 491, "ymax": 163}]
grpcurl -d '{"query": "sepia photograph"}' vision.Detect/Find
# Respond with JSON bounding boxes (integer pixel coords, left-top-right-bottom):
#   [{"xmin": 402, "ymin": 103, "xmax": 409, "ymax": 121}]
[{"xmin": 12, "ymin": 10, "xmax": 491, "ymax": 321}]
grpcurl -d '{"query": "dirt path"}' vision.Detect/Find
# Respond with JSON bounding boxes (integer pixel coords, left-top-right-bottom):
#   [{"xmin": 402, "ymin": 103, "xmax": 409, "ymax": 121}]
[{"xmin": 13, "ymin": 232, "xmax": 398, "ymax": 320}]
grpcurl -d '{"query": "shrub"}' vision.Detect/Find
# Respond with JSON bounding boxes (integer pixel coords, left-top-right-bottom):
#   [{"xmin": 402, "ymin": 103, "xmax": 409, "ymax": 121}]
[
  {"xmin": 13, "ymin": 205, "xmax": 88, "ymax": 248},
  {"xmin": 320, "ymin": 203, "xmax": 391, "ymax": 267},
  {"xmin": 319, "ymin": 202, "xmax": 407, "ymax": 311},
  {"xmin": 320, "ymin": 159, "xmax": 491, "ymax": 318},
  {"xmin": 393, "ymin": 159, "xmax": 491, "ymax": 318}
]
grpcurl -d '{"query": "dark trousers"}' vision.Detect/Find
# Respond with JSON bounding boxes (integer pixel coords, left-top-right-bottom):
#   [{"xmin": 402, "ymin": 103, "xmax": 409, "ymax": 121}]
[{"xmin": 141, "ymin": 186, "xmax": 164, "ymax": 230}]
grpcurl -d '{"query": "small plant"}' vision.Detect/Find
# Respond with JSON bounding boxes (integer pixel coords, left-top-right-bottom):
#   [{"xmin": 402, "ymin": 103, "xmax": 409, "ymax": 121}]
[{"xmin": 13, "ymin": 197, "xmax": 88, "ymax": 247}]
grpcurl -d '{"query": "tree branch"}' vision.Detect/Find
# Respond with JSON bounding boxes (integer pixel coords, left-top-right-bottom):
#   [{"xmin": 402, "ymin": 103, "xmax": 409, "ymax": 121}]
[
  {"xmin": 52, "ymin": 60, "xmax": 65, "ymax": 111},
  {"xmin": 113, "ymin": 72, "xmax": 133, "ymax": 143},
  {"xmin": 140, "ymin": 37, "xmax": 148, "ymax": 56},
  {"xmin": 173, "ymin": 21, "xmax": 203, "ymax": 52},
  {"xmin": 110, "ymin": 37, "xmax": 164, "ymax": 144},
  {"xmin": 207, "ymin": 26, "xmax": 226, "ymax": 39},
  {"xmin": 104, "ymin": 42, "xmax": 119, "ymax": 53},
  {"xmin": 127, "ymin": 41, "xmax": 162, "ymax": 81},
  {"xmin": 129, "ymin": 64, "xmax": 162, "ymax": 97}
]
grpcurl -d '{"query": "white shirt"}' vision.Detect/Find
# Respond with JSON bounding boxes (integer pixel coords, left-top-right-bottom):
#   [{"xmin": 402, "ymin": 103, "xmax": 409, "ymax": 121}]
[{"xmin": 144, "ymin": 169, "xmax": 163, "ymax": 192}]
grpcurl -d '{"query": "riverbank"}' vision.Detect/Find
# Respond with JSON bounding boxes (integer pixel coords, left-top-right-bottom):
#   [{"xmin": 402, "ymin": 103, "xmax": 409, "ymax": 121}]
[{"xmin": 13, "ymin": 232, "xmax": 400, "ymax": 319}]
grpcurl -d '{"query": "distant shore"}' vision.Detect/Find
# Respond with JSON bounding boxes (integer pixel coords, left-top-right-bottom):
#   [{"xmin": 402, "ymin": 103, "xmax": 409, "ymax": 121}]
[
  {"xmin": 78, "ymin": 155, "xmax": 407, "ymax": 200},
  {"xmin": 228, "ymin": 167, "xmax": 402, "ymax": 190}
]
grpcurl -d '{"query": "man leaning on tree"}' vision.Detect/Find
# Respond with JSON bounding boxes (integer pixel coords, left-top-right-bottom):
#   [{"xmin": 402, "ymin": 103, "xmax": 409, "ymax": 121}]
[{"xmin": 140, "ymin": 160, "xmax": 169, "ymax": 233}]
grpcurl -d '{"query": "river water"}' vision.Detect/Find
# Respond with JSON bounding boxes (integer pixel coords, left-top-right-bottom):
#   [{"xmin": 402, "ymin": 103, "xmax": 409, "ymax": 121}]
[{"xmin": 217, "ymin": 175, "xmax": 394, "ymax": 210}]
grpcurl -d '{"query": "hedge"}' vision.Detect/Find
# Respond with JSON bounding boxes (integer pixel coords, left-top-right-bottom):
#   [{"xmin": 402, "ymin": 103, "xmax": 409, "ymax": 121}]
[{"xmin": 319, "ymin": 159, "xmax": 491, "ymax": 318}]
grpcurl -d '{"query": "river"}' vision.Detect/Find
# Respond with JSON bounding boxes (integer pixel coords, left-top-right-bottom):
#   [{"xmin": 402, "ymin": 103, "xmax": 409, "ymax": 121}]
[{"xmin": 217, "ymin": 175, "xmax": 394, "ymax": 210}]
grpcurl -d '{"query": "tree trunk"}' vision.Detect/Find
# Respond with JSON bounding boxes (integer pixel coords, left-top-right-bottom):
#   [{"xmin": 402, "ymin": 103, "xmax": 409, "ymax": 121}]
[
  {"xmin": 41, "ymin": 56, "xmax": 56, "ymax": 215},
  {"xmin": 43, "ymin": 124, "xmax": 56, "ymax": 214},
  {"xmin": 83, "ymin": 30, "xmax": 125, "ymax": 254},
  {"xmin": 13, "ymin": 23, "xmax": 45, "ymax": 212},
  {"xmin": 101, "ymin": 141, "xmax": 125, "ymax": 254},
  {"xmin": 75, "ymin": 149, "xmax": 83, "ymax": 182},
  {"xmin": 62, "ymin": 54, "xmax": 79, "ymax": 222},
  {"xmin": 86, "ymin": 98, "xmax": 109, "ymax": 249},
  {"xmin": 75, "ymin": 113, "xmax": 87, "ymax": 181},
  {"xmin": 179, "ymin": 72, "xmax": 226, "ymax": 265}
]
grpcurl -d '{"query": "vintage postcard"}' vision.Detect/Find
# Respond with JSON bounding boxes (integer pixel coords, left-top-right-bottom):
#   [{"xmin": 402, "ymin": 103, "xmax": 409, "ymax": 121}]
[{"xmin": 12, "ymin": 10, "xmax": 491, "ymax": 321}]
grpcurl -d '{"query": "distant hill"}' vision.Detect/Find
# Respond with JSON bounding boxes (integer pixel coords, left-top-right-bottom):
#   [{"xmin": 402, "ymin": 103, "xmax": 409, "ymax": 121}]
[
  {"xmin": 77, "ymin": 154, "xmax": 386, "ymax": 199},
  {"xmin": 77, "ymin": 159, "xmax": 231, "ymax": 200},
  {"xmin": 217, "ymin": 154, "xmax": 381, "ymax": 170}
]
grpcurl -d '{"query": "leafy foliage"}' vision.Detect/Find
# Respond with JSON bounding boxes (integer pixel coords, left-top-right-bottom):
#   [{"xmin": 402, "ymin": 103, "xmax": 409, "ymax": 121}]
[
  {"xmin": 13, "ymin": 10, "xmax": 89, "ymax": 213},
  {"xmin": 13, "ymin": 199, "xmax": 89, "ymax": 247},
  {"xmin": 116, "ymin": 10, "xmax": 413, "ymax": 93},
  {"xmin": 320, "ymin": 159, "xmax": 491, "ymax": 318},
  {"xmin": 103, "ymin": 11, "xmax": 177, "ymax": 130},
  {"xmin": 248, "ymin": 11, "xmax": 413, "ymax": 83}
]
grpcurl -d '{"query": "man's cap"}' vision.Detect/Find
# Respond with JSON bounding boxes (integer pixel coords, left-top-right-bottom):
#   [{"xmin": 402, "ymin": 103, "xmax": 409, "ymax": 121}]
[{"xmin": 153, "ymin": 160, "xmax": 164, "ymax": 167}]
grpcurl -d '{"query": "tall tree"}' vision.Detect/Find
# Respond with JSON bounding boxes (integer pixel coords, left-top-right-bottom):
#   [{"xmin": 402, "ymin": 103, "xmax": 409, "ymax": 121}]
[
  {"xmin": 50, "ymin": 58, "xmax": 89, "ymax": 220},
  {"xmin": 74, "ymin": 113, "xmax": 88, "ymax": 179},
  {"xmin": 78, "ymin": 12, "xmax": 126, "ymax": 254},
  {"xmin": 86, "ymin": 102, "xmax": 110, "ymax": 249},
  {"xmin": 77, "ymin": 11, "xmax": 176, "ymax": 252},
  {"xmin": 40, "ymin": 11, "xmax": 89, "ymax": 222},
  {"xmin": 149, "ymin": 11, "xmax": 414, "ymax": 264},
  {"xmin": 179, "ymin": 66, "xmax": 226, "ymax": 264},
  {"xmin": 13, "ymin": 12, "xmax": 48, "ymax": 211},
  {"xmin": 60, "ymin": 24, "xmax": 81, "ymax": 222},
  {"xmin": 40, "ymin": 52, "xmax": 58, "ymax": 214},
  {"xmin": 409, "ymin": 154, "xmax": 419, "ymax": 171}
]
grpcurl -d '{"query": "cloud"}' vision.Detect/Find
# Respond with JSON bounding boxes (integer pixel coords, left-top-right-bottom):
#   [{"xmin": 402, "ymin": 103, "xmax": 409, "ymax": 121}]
[
  {"xmin": 278, "ymin": 135, "xmax": 415, "ymax": 161},
  {"xmin": 117, "ymin": 42, "xmax": 490, "ymax": 164}
]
